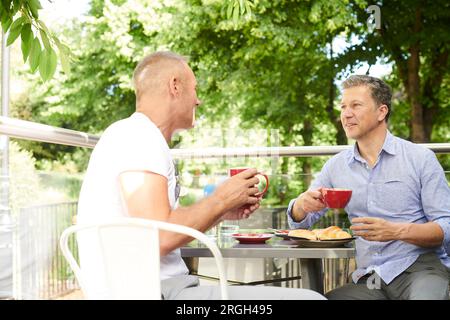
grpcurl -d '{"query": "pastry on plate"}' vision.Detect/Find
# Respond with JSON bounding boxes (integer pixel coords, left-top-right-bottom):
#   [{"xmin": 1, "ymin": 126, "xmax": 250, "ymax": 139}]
[
  {"xmin": 288, "ymin": 229, "xmax": 317, "ymax": 240},
  {"xmin": 318, "ymin": 226, "xmax": 352, "ymax": 240}
]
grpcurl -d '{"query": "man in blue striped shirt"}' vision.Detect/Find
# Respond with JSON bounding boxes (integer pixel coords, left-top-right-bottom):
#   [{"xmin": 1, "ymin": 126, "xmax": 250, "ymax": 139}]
[{"xmin": 286, "ymin": 75, "xmax": 450, "ymax": 299}]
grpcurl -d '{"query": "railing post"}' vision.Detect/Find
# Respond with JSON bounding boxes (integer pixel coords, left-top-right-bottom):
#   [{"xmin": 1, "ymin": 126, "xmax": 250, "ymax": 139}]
[
  {"xmin": 0, "ymin": 29, "xmax": 13, "ymax": 300},
  {"xmin": 1, "ymin": 30, "xmax": 10, "ymax": 208}
]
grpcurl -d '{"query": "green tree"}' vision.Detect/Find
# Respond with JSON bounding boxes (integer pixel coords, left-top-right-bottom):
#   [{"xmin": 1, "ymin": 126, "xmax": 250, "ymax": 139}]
[
  {"xmin": 164, "ymin": 0, "xmax": 363, "ymax": 188},
  {"xmin": 338, "ymin": 0, "xmax": 450, "ymax": 142},
  {"xmin": 14, "ymin": 0, "xmax": 449, "ymax": 178}
]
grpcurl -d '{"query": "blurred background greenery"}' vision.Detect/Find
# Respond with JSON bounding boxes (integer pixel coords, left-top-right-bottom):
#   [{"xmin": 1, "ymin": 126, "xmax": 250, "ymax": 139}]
[{"xmin": 4, "ymin": 0, "xmax": 450, "ymax": 209}]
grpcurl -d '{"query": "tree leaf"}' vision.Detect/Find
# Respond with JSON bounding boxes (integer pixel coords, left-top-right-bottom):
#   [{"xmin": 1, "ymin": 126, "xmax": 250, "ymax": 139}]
[
  {"xmin": 37, "ymin": 19, "xmax": 50, "ymax": 34},
  {"xmin": 6, "ymin": 16, "xmax": 25, "ymax": 46},
  {"xmin": 8, "ymin": 15, "xmax": 24, "ymax": 31},
  {"xmin": 39, "ymin": 47, "xmax": 57, "ymax": 81},
  {"xmin": 28, "ymin": 0, "xmax": 42, "ymax": 19},
  {"xmin": 21, "ymin": 23, "xmax": 32, "ymax": 42},
  {"xmin": 21, "ymin": 38, "xmax": 31, "ymax": 62},
  {"xmin": 244, "ymin": 1, "xmax": 252, "ymax": 16},
  {"xmin": 59, "ymin": 50, "xmax": 71, "ymax": 75},
  {"xmin": 12, "ymin": 0, "xmax": 21, "ymax": 15},
  {"xmin": 1, "ymin": 15, "xmax": 13, "ymax": 32},
  {"xmin": 33, "ymin": 0, "xmax": 43, "ymax": 10},
  {"xmin": 21, "ymin": 24, "xmax": 33, "ymax": 62},
  {"xmin": 29, "ymin": 37, "xmax": 41, "ymax": 73},
  {"xmin": 39, "ymin": 29, "xmax": 51, "ymax": 50},
  {"xmin": 48, "ymin": 47, "xmax": 58, "ymax": 79},
  {"xmin": 233, "ymin": 1, "xmax": 240, "ymax": 24},
  {"xmin": 227, "ymin": 1, "xmax": 234, "ymax": 19},
  {"xmin": 55, "ymin": 40, "xmax": 71, "ymax": 74},
  {"xmin": 38, "ymin": 49, "xmax": 48, "ymax": 80}
]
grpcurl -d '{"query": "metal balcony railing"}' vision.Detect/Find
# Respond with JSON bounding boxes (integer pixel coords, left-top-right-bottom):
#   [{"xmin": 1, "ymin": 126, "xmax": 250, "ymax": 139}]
[{"xmin": 1, "ymin": 116, "xmax": 450, "ymax": 157}]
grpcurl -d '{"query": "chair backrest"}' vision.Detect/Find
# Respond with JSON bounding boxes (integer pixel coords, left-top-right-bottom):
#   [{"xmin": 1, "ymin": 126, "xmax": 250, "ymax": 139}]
[{"xmin": 60, "ymin": 217, "xmax": 228, "ymax": 300}]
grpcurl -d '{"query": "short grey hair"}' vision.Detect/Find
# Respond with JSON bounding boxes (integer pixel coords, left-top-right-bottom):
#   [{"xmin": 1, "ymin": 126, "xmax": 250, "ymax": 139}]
[
  {"xmin": 342, "ymin": 75, "xmax": 392, "ymax": 122},
  {"xmin": 133, "ymin": 51, "xmax": 189, "ymax": 100}
]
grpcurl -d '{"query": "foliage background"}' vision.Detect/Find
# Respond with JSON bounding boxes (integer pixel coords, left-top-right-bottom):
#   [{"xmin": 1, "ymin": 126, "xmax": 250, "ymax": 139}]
[{"xmin": 6, "ymin": 0, "xmax": 450, "ymax": 207}]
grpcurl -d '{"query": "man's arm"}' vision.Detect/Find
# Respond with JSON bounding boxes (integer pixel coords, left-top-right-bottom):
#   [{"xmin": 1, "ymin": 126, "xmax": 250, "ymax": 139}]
[
  {"xmin": 287, "ymin": 160, "xmax": 333, "ymax": 229},
  {"xmin": 351, "ymin": 217, "xmax": 444, "ymax": 247},
  {"xmin": 399, "ymin": 222, "xmax": 444, "ymax": 247},
  {"xmin": 119, "ymin": 169, "xmax": 259, "ymax": 256}
]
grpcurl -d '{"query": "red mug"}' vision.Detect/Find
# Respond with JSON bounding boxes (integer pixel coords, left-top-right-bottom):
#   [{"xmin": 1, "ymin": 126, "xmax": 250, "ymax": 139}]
[
  {"xmin": 321, "ymin": 188, "xmax": 352, "ymax": 209},
  {"xmin": 229, "ymin": 168, "xmax": 269, "ymax": 197}
]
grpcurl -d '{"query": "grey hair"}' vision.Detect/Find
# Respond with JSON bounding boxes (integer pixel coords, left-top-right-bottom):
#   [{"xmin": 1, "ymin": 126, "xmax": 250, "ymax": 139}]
[
  {"xmin": 133, "ymin": 51, "xmax": 189, "ymax": 100},
  {"xmin": 342, "ymin": 75, "xmax": 392, "ymax": 122}
]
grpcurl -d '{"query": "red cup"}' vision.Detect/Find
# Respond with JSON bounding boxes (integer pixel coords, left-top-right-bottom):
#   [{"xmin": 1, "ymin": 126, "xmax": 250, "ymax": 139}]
[
  {"xmin": 229, "ymin": 168, "xmax": 269, "ymax": 197},
  {"xmin": 321, "ymin": 188, "xmax": 352, "ymax": 209}
]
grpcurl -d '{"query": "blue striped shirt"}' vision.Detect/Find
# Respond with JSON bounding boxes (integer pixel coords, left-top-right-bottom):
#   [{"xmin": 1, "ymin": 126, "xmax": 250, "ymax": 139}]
[{"xmin": 287, "ymin": 131, "xmax": 450, "ymax": 284}]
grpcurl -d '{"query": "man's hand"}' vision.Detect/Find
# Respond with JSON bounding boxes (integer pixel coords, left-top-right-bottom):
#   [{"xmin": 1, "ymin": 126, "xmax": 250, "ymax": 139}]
[
  {"xmin": 297, "ymin": 188, "xmax": 326, "ymax": 213},
  {"xmin": 212, "ymin": 168, "xmax": 260, "ymax": 212},
  {"xmin": 350, "ymin": 217, "xmax": 405, "ymax": 242},
  {"xmin": 292, "ymin": 188, "xmax": 326, "ymax": 222}
]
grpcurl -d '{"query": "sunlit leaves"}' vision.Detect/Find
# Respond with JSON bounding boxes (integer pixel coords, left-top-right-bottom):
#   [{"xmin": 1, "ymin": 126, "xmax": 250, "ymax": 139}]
[
  {"xmin": 28, "ymin": 0, "xmax": 42, "ymax": 19},
  {"xmin": 55, "ymin": 38, "xmax": 72, "ymax": 75},
  {"xmin": 29, "ymin": 36, "xmax": 42, "ymax": 73},
  {"xmin": 226, "ymin": 0, "xmax": 254, "ymax": 25},
  {"xmin": 20, "ymin": 23, "xmax": 32, "ymax": 61},
  {"xmin": 6, "ymin": 15, "xmax": 25, "ymax": 45},
  {"xmin": 39, "ymin": 47, "xmax": 57, "ymax": 81},
  {"xmin": 1, "ymin": 0, "xmax": 72, "ymax": 81}
]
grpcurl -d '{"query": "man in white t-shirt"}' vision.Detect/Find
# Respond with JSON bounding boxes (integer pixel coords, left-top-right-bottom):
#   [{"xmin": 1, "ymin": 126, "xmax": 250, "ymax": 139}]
[{"xmin": 77, "ymin": 51, "xmax": 325, "ymax": 300}]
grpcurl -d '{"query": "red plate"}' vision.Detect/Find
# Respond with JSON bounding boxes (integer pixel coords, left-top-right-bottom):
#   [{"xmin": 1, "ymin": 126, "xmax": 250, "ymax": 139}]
[{"xmin": 231, "ymin": 233, "xmax": 274, "ymax": 244}]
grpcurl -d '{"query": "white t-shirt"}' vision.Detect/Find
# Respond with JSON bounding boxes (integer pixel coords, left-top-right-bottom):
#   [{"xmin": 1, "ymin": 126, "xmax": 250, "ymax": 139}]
[{"xmin": 77, "ymin": 112, "xmax": 188, "ymax": 297}]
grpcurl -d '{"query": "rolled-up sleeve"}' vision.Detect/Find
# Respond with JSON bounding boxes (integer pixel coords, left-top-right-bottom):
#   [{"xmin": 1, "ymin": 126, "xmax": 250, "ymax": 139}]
[
  {"xmin": 420, "ymin": 151, "xmax": 450, "ymax": 254},
  {"xmin": 434, "ymin": 218, "xmax": 450, "ymax": 254}
]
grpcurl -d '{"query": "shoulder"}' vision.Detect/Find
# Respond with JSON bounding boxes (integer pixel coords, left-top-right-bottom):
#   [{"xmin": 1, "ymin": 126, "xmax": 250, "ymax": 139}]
[
  {"xmin": 393, "ymin": 135, "xmax": 435, "ymax": 161},
  {"xmin": 101, "ymin": 114, "xmax": 164, "ymax": 145},
  {"xmin": 108, "ymin": 114, "xmax": 155, "ymax": 135},
  {"xmin": 392, "ymin": 135, "xmax": 441, "ymax": 174},
  {"xmin": 324, "ymin": 147, "xmax": 352, "ymax": 168}
]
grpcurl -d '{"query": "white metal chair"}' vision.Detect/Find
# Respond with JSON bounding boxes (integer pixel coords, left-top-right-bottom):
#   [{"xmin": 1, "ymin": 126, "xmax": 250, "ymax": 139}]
[{"xmin": 59, "ymin": 217, "xmax": 228, "ymax": 300}]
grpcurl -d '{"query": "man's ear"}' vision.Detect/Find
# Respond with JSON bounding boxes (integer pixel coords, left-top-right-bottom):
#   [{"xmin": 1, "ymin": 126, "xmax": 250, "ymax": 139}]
[
  {"xmin": 168, "ymin": 76, "xmax": 180, "ymax": 97},
  {"xmin": 378, "ymin": 104, "xmax": 388, "ymax": 121}
]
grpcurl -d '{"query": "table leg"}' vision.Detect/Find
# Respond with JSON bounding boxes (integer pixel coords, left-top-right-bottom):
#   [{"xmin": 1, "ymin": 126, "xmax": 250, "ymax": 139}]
[
  {"xmin": 182, "ymin": 257, "xmax": 199, "ymax": 275},
  {"xmin": 299, "ymin": 259, "xmax": 324, "ymax": 295}
]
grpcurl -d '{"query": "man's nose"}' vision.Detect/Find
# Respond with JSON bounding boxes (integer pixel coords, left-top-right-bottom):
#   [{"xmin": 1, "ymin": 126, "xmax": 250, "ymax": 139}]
[
  {"xmin": 196, "ymin": 98, "xmax": 202, "ymax": 107},
  {"xmin": 341, "ymin": 108, "xmax": 353, "ymax": 118}
]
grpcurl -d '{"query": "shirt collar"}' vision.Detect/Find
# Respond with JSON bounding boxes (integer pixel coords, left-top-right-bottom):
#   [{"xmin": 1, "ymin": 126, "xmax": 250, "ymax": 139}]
[
  {"xmin": 381, "ymin": 131, "xmax": 396, "ymax": 156},
  {"xmin": 347, "ymin": 130, "xmax": 397, "ymax": 165}
]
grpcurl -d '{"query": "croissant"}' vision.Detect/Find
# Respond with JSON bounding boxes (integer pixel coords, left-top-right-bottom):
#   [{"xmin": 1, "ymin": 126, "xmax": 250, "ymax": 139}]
[
  {"xmin": 288, "ymin": 229, "xmax": 317, "ymax": 241},
  {"xmin": 311, "ymin": 229, "xmax": 324, "ymax": 237},
  {"xmin": 318, "ymin": 226, "xmax": 352, "ymax": 240},
  {"xmin": 288, "ymin": 226, "xmax": 352, "ymax": 241}
]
